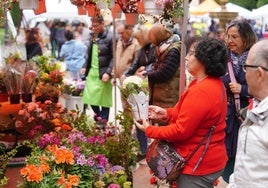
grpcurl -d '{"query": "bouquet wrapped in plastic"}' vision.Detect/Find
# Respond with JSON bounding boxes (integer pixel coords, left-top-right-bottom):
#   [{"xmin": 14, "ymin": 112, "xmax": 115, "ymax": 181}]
[
  {"xmin": 121, "ymin": 76, "xmax": 149, "ymax": 121},
  {"xmin": 21, "ymin": 62, "xmax": 40, "ymax": 102}
]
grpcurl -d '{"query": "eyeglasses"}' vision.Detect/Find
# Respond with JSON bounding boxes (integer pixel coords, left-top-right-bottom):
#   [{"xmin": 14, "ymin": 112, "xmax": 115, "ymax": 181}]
[{"xmin": 241, "ymin": 64, "xmax": 268, "ymax": 72}]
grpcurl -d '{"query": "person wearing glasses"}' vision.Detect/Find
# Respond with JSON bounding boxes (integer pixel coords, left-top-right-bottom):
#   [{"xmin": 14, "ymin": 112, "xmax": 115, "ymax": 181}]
[
  {"xmin": 81, "ymin": 15, "xmax": 113, "ymax": 124},
  {"xmin": 135, "ymin": 37, "xmax": 228, "ymax": 188},
  {"xmin": 221, "ymin": 19, "xmax": 258, "ymax": 183},
  {"xmin": 227, "ymin": 39, "xmax": 268, "ymax": 187}
]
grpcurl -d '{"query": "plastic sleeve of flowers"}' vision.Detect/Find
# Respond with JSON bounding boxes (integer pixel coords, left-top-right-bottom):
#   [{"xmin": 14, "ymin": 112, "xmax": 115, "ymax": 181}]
[
  {"xmin": 21, "ymin": 66, "xmax": 40, "ymax": 93},
  {"xmin": 127, "ymin": 92, "xmax": 149, "ymax": 121},
  {"xmin": 3, "ymin": 66, "xmax": 22, "ymax": 94}
]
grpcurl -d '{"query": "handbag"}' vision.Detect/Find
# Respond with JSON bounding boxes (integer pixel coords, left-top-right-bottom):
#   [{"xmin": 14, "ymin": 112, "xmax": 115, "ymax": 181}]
[{"xmin": 146, "ymin": 126, "xmax": 216, "ymax": 182}]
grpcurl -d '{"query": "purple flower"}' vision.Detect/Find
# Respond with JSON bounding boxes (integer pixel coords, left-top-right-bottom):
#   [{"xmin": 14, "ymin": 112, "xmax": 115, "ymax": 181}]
[
  {"xmin": 38, "ymin": 132, "xmax": 61, "ymax": 148},
  {"xmin": 110, "ymin": 165, "xmax": 125, "ymax": 173},
  {"xmin": 77, "ymin": 154, "xmax": 87, "ymax": 165}
]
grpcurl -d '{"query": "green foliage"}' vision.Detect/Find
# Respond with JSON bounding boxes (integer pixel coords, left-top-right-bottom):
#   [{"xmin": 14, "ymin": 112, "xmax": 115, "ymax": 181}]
[
  {"xmin": 256, "ymin": 0, "xmax": 268, "ymax": 7},
  {"xmin": 104, "ymin": 111, "xmax": 139, "ymax": 179},
  {"xmin": 229, "ymin": 0, "xmax": 257, "ymax": 10}
]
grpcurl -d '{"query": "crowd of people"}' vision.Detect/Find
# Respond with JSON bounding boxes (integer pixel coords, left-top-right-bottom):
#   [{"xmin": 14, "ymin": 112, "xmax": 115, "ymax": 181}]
[{"xmin": 23, "ymin": 14, "xmax": 268, "ymax": 188}]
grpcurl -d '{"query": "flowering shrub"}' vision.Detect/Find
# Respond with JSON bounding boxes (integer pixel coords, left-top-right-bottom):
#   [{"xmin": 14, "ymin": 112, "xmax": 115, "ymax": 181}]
[
  {"xmin": 17, "ymin": 110, "xmax": 135, "ymax": 187},
  {"xmin": 14, "ymin": 100, "xmax": 92, "ymax": 137},
  {"xmin": 13, "ymin": 101, "xmax": 137, "ymax": 187}
]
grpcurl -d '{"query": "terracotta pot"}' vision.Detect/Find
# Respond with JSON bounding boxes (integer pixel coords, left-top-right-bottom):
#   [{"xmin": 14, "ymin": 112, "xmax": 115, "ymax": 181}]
[
  {"xmin": 77, "ymin": 5, "xmax": 87, "ymax": 15},
  {"xmin": 111, "ymin": 3, "xmax": 122, "ymax": 19},
  {"xmin": 34, "ymin": 0, "xmax": 47, "ymax": 15},
  {"xmin": 9, "ymin": 94, "xmax": 20, "ymax": 104},
  {"xmin": 70, "ymin": 0, "xmax": 84, "ymax": 6},
  {"xmin": 0, "ymin": 93, "xmax": 9, "ymax": 102},
  {"xmin": 86, "ymin": 4, "xmax": 100, "ymax": 17},
  {"xmin": 125, "ymin": 13, "xmax": 139, "ymax": 26}
]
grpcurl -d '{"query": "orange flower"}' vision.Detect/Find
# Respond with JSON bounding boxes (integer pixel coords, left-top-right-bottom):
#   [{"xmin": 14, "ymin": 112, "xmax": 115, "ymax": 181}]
[
  {"xmin": 20, "ymin": 164, "xmax": 43, "ymax": 183},
  {"xmin": 57, "ymin": 175, "xmax": 66, "ymax": 186},
  {"xmin": 53, "ymin": 147, "xmax": 75, "ymax": 165},
  {"xmin": 39, "ymin": 163, "xmax": 50, "ymax": 174},
  {"xmin": 61, "ymin": 124, "xmax": 72, "ymax": 131},
  {"xmin": 68, "ymin": 174, "xmax": 79, "ymax": 186},
  {"xmin": 51, "ymin": 118, "xmax": 61, "ymax": 126}
]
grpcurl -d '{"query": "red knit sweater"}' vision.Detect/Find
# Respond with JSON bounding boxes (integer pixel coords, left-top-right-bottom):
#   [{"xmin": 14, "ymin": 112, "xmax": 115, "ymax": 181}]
[{"xmin": 145, "ymin": 77, "xmax": 228, "ymax": 175}]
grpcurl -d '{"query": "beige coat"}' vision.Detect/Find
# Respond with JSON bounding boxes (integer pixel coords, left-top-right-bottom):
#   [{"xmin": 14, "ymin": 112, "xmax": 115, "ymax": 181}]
[{"xmin": 114, "ymin": 38, "xmax": 140, "ymax": 78}]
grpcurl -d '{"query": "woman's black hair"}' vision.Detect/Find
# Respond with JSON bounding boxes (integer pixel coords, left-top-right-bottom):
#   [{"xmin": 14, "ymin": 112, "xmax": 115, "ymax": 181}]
[{"xmin": 195, "ymin": 37, "xmax": 228, "ymax": 77}]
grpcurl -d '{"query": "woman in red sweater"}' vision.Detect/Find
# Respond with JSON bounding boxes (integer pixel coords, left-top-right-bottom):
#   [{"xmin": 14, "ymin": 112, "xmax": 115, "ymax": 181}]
[{"xmin": 135, "ymin": 37, "xmax": 228, "ymax": 188}]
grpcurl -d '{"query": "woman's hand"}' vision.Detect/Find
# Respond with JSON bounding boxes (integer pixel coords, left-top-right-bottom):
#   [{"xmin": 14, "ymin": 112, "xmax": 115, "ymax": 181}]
[
  {"xmin": 134, "ymin": 118, "xmax": 149, "ymax": 132},
  {"xmin": 148, "ymin": 105, "xmax": 167, "ymax": 120},
  {"xmin": 229, "ymin": 82, "xmax": 241, "ymax": 94}
]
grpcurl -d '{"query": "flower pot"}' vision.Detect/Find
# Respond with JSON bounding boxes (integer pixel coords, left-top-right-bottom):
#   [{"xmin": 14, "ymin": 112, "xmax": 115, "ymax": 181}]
[
  {"xmin": 70, "ymin": 0, "xmax": 84, "ymax": 6},
  {"xmin": 21, "ymin": 93, "xmax": 32, "ymax": 103},
  {"xmin": 77, "ymin": 6, "xmax": 87, "ymax": 15},
  {"xmin": 86, "ymin": 4, "xmax": 100, "ymax": 17},
  {"xmin": 143, "ymin": 0, "xmax": 163, "ymax": 15},
  {"xmin": 124, "ymin": 13, "xmax": 139, "ymax": 26},
  {"xmin": 34, "ymin": 0, "xmax": 47, "ymax": 15},
  {"xmin": 0, "ymin": 93, "xmax": 9, "ymax": 102},
  {"xmin": 111, "ymin": 3, "xmax": 122, "ymax": 19},
  {"xmin": 66, "ymin": 95, "xmax": 83, "ymax": 111},
  {"xmin": 9, "ymin": 94, "xmax": 20, "ymax": 104}
]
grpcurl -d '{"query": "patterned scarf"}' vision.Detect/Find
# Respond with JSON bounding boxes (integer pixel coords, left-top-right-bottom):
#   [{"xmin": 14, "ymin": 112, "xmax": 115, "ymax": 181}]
[{"xmin": 230, "ymin": 50, "xmax": 249, "ymax": 75}]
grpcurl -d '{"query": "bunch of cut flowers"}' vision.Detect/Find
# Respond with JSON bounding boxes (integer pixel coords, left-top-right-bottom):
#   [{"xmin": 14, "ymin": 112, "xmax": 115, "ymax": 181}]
[
  {"xmin": 34, "ymin": 70, "xmax": 65, "ymax": 103},
  {"xmin": 63, "ymin": 78, "xmax": 85, "ymax": 97}
]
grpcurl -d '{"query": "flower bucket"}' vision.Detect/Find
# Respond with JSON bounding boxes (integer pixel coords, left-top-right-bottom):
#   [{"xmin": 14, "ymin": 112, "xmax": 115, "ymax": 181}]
[
  {"xmin": 66, "ymin": 95, "xmax": 83, "ymax": 111},
  {"xmin": 34, "ymin": 0, "xmax": 47, "ymax": 15},
  {"xmin": 143, "ymin": 0, "xmax": 163, "ymax": 15},
  {"xmin": 0, "ymin": 93, "xmax": 8, "ymax": 102},
  {"xmin": 21, "ymin": 93, "xmax": 32, "ymax": 103},
  {"xmin": 9, "ymin": 94, "xmax": 20, "ymax": 104},
  {"xmin": 77, "ymin": 6, "xmax": 87, "ymax": 15},
  {"xmin": 125, "ymin": 13, "xmax": 139, "ymax": 26}
]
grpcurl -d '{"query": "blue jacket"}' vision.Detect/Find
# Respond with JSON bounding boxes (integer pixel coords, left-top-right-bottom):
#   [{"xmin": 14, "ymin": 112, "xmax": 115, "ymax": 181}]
[{"xmin": 60, "ymin": 40, "xmax": 87, "ymax": 73}]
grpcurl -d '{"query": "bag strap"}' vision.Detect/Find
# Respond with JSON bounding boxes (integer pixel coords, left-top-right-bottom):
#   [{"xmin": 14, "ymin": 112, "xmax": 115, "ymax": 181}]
[
  {"xmin": 227, "ymin": 61, "xmax": 240, "ymax": 112},
  {"xmin": 184, "ymin": 83, "xmax": 225, "ymax": 172},
  {"xmin": 184, "ymin": 125, "xmax": 215, "ymax": 163}
]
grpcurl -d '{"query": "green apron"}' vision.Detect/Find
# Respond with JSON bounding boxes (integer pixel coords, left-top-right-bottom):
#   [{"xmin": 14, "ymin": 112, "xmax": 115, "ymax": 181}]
[{"xmin": 82, "ymin": 44, "xmax": 112, "ymax": 107}]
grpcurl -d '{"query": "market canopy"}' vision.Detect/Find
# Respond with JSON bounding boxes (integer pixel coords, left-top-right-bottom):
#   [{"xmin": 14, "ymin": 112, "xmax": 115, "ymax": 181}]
[{"xmin": 190, "ymin": 0, "xmax": 221, "ymax": 16}]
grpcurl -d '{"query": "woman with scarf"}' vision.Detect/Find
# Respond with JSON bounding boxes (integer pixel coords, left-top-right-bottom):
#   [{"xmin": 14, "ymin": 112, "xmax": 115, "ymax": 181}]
[
  {"xmin": 221, "ymin": 19, "xmax": 258, "ymax": 183},
  {"xmin": 147, "ymin": 24, "xmax": 181, "ymax": 116}
]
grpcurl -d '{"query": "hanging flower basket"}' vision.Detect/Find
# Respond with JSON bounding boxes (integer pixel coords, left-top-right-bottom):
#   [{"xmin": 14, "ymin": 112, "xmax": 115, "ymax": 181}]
[
  {"xmin": 70, "ymin": 0, "xmax": 85, "ymax": 6},
  {"xmin": 86, "ymin": 4, "xmax": 100, "ymax": 17},
  {"xmin": 125, "ymin": 13, "xmax": 139, "ymax": 26},
  {"xmin": 77, "ymin": 5, "xmax": 87, "ymax": 15},
  {"xmin": 34, "ymin": 0, "xmax": 47, "ymax": 15},
  {"xmin": 111, "ymin": 3, "xmax": 122, "ymax": 19}
]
